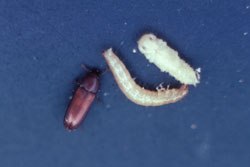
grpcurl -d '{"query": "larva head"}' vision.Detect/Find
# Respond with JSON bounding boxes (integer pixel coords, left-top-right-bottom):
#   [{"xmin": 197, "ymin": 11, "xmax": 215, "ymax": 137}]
[
  {"xmin": 102, "ymin": 48, "xmax": 113, "ymax": 58},
  {"xmin": 138, "ymin": 34, "xmax": 159, "ymax": 55}
]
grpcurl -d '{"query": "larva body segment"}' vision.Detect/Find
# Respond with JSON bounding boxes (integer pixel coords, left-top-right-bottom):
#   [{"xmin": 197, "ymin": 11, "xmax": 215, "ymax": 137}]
[
  {"xmin": 102, "ymin": 48, "xmax": 188, "ymax": 106},
  {"xmin": 138, "ymin": 34, "xmax": 200, "ymax": 86}
]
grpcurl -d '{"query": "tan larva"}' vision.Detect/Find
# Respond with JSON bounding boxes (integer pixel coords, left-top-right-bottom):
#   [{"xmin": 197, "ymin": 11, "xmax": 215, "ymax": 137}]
[
  {"xmin": 102, "ymin": 48, "xmax": 188, "ymax": 106},
  {"xmin": 138, "ymin": 33, "xmax": 200, "ymax": 86}
]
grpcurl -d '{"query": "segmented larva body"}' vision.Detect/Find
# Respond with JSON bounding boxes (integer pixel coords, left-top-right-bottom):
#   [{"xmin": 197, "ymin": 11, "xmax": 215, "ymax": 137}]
[
  {"xmin": 102, "ymin": 48, "xmax": 188, "ymax": 106},
  {"xmin": 138, "ymin": 33, "xmax": 200, "ymax": 86}
]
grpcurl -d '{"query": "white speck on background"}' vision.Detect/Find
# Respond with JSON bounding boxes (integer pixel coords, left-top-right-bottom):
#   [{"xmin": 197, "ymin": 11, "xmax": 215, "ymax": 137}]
[
  {"xmin": 124, "ymin": 22, "xmax": 127, "ymax": 25},
  {"xmin": 196, "ymin": 68, "xmax": 201, "ymax": 73},
  {"xmin": 177, "ymin": 8, "xmax": 182, "ymax": 12},
  {"xmin": 190, "ymin": 124, "xmax": 197, "ymax": 129},
  {"xmin": 103, "ymin": 92, "xmax": 109, "ymax": 96},
  {"xmin": 195, "ymin": 134, "xmax": 211, "ymax": 159},
  {"xmin": 239, "ymin": 79, "xmax": 244, "ymax": 83},
  {"xmin": 244, "ymin": 32, "xmax": 248, "ymax": 36},
  {"xmin": 246, "ymin": 5, "xmax": 250, "ymax": 9},
  {"xmin": 132, "ymin": 49, "xmax": 137, "ymax": 53},
  {"xmin": 120, "ymin": 41, "xmax": 124, "ymax": 46}
]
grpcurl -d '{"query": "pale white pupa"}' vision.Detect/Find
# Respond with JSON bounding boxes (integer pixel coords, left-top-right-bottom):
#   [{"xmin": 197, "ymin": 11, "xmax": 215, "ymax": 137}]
[
  {"xmin": 138, "ymin": 33, "xmax": 200, "ymax": 86},
  {"xmin": 102, "ymin": 48, "xmax": 188, "ymax": 106}
]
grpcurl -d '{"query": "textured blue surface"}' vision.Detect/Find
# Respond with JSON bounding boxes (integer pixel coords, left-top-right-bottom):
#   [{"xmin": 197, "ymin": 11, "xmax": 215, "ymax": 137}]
[{"xmin": 0, "ymin": 0, "xmax": 250, "ymax": 167}]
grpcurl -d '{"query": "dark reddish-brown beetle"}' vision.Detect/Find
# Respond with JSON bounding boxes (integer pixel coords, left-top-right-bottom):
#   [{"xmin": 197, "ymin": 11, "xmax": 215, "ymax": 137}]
[{"xmin": 64, "ymin": 65, "xmax": 100, "ymax": 131}]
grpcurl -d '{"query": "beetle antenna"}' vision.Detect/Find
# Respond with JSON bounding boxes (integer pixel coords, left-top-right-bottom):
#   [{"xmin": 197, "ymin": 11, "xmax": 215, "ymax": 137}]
[
  {"xmin": 81, "ymin": 64, "xmax": 91, "ymax": 72},
  {"xmin": 100, "ymin": 67, "xmax": 109, "ymax": 76}
]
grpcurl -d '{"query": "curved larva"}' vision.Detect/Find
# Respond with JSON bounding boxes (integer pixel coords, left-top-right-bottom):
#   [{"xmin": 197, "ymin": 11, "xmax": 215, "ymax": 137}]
[
  {"xmin": 102, "ymin": 48, "xmax": 188, "ymax": 106},
  {"xmin": 138, "ymin": 33, "xmax": 200, "ymax": 86}
]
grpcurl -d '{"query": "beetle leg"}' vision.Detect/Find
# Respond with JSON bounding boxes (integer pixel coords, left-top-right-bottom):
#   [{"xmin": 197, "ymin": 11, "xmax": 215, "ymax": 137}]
[
  {"xmin": 79, "ymin": 84, "xmax": 85, "ymax": 88},
  {"xmin": 74, "ymin": 78, "xmax": 81, "ymax": 85},
  {"xmin": 96, "ymin": 95, "xmax": 104, "ymax": 106}
]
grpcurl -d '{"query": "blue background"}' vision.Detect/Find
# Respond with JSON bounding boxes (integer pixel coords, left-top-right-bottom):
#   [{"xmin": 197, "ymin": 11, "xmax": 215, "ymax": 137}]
[{"xmin": 0, "ymin": 0, "xmax": 250, "ymax": 166}]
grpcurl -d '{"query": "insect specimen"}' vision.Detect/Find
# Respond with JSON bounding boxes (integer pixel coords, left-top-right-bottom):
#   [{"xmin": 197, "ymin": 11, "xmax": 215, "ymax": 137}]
[
  {"xmin": 138, "ymin": 33, "xmax": 200, "ymax": 86},
  {"xmin": 102, "ymin": 48, "xmax": 188, "ymax": 106},
  {"xmin": 64, "ymin": 66, "xmax": 99, "ymax": 131}
]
